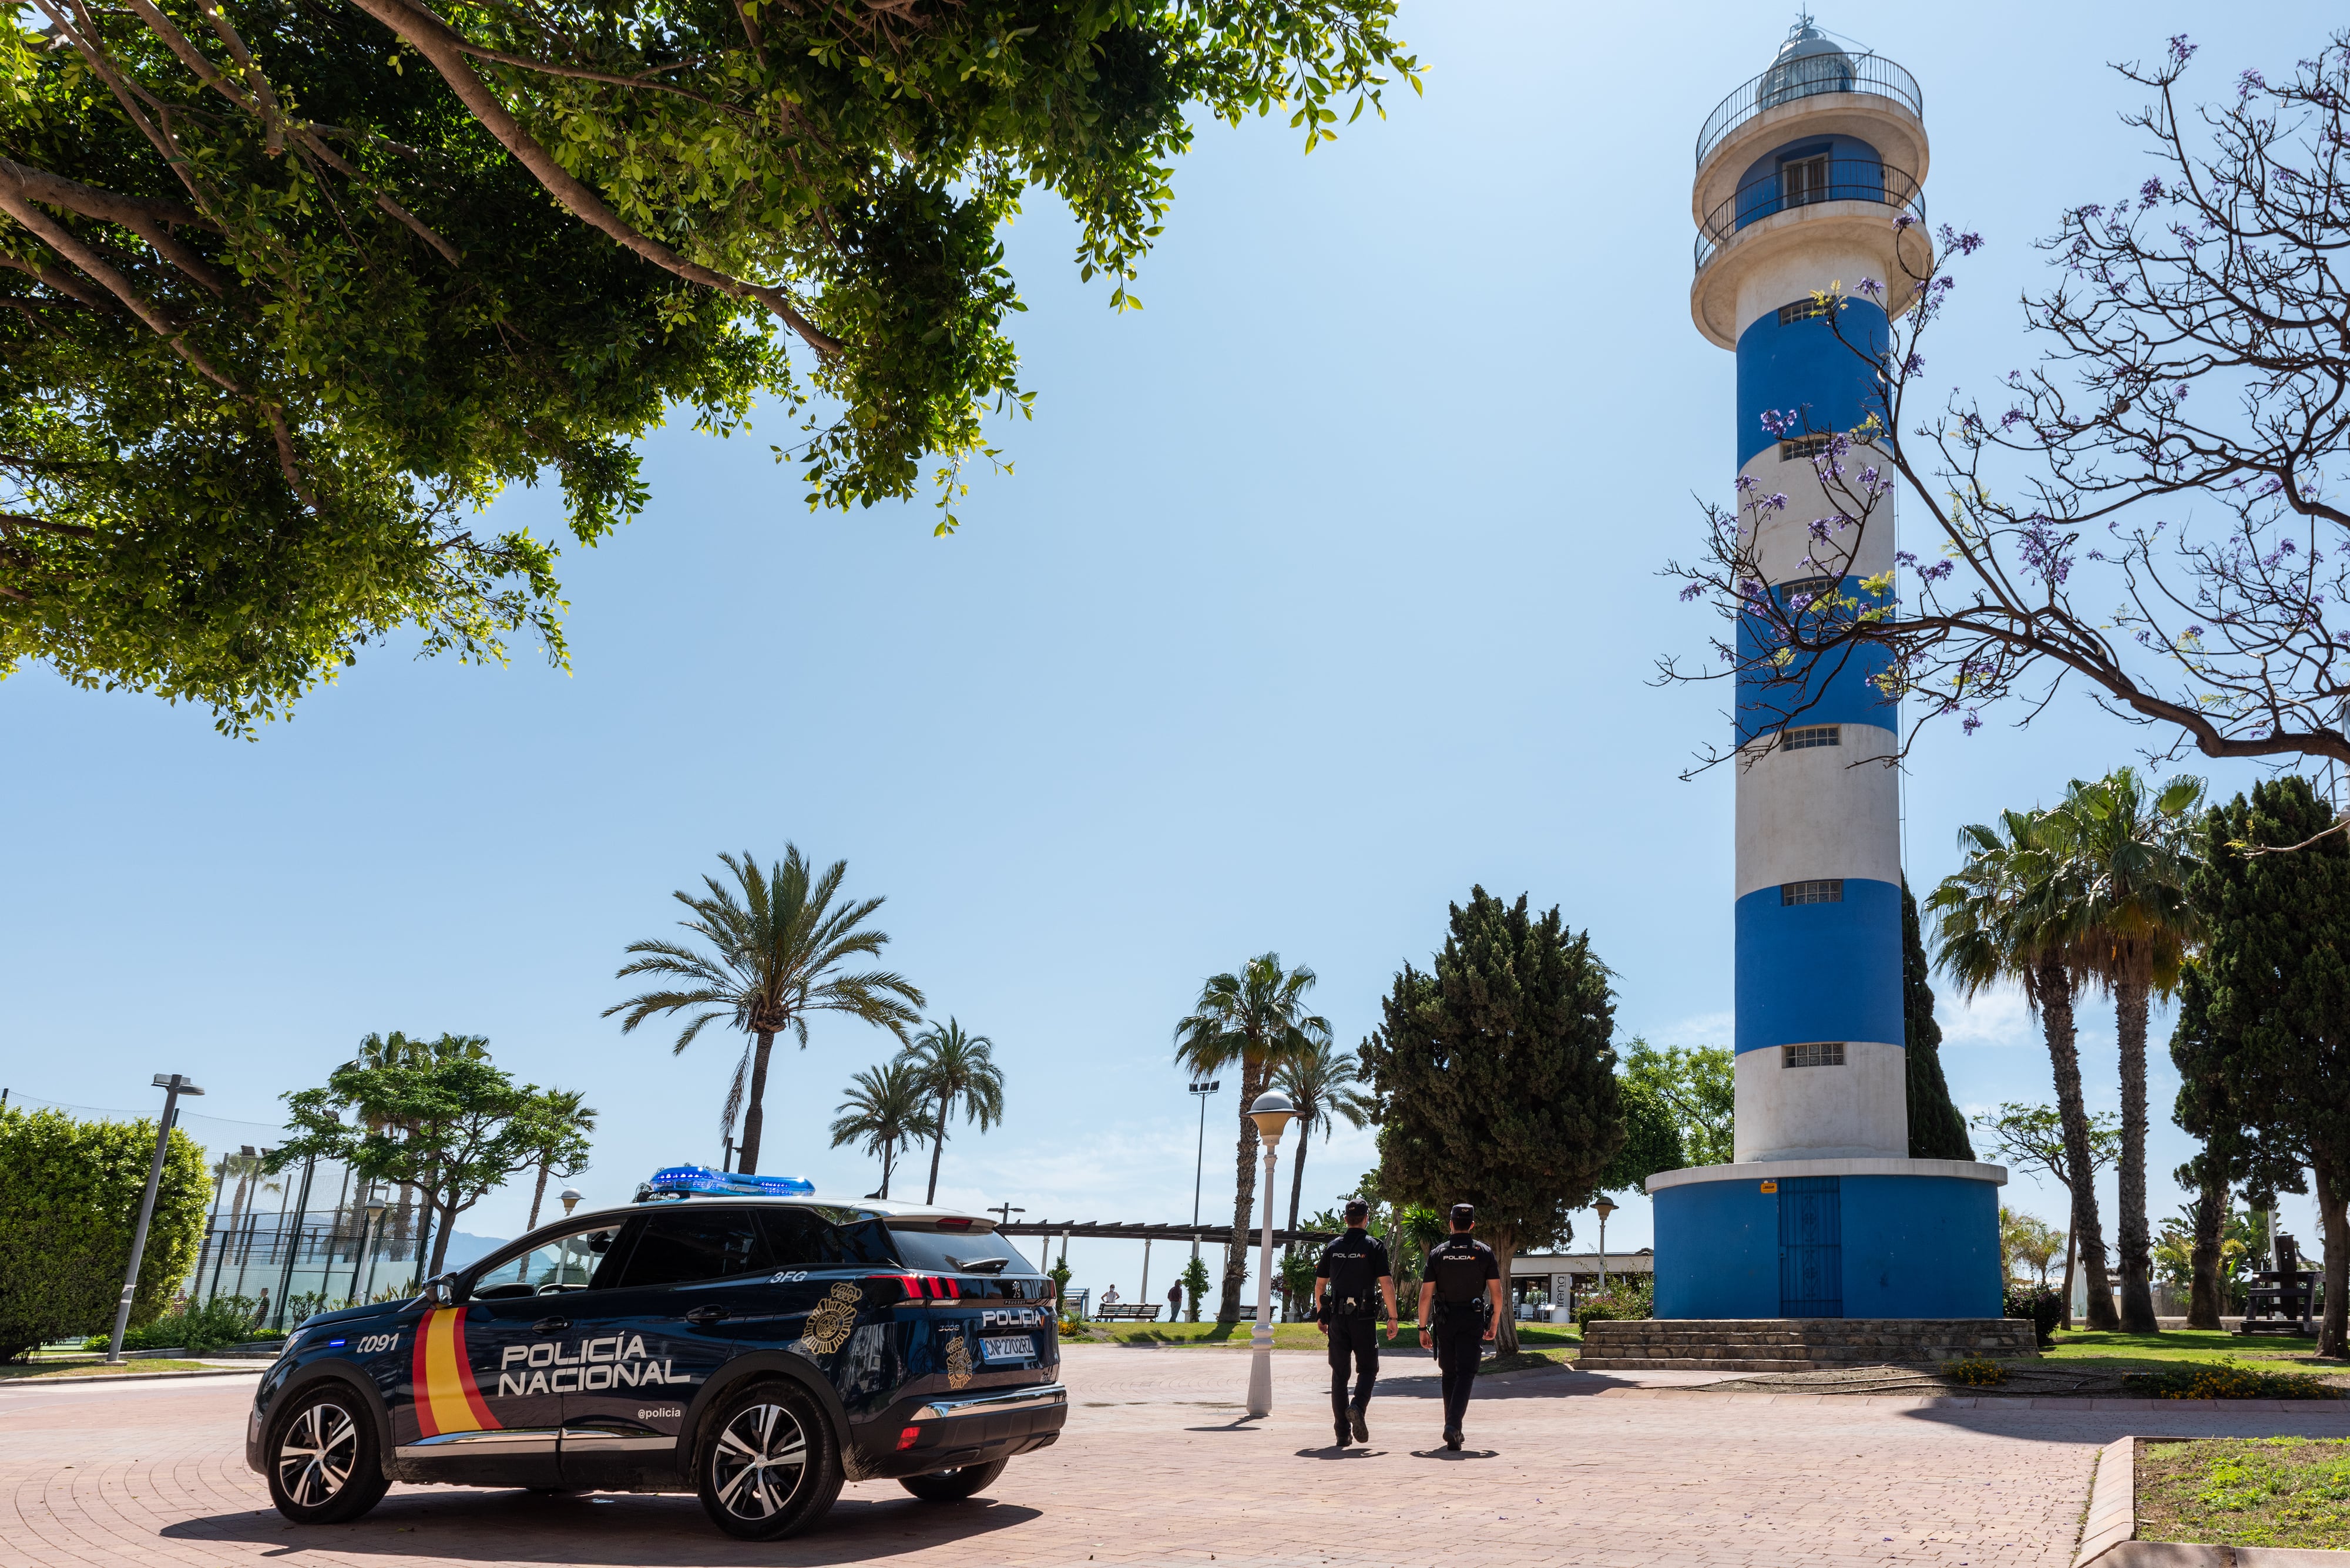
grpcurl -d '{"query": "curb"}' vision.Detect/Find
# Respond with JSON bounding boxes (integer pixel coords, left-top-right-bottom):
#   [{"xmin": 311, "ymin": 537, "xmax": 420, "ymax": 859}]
[
  {"xmin": 1, "ymin": 1365, "xmax": 268, "ymax": 1388},
  {"xmin": 2073, "ymin": 1435, "xmax": 2350, "ymax": 1566}
]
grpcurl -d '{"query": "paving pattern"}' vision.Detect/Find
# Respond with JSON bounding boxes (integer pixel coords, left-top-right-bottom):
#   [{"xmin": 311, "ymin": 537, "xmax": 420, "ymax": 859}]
[{"xmin": 8, "ymin": 1345, "xmax": 2350, "ymax": 1568}]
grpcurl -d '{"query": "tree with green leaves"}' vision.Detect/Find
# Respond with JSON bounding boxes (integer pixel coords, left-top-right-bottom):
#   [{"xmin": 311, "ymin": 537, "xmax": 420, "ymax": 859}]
[
  {"xmin": 903, "ymin": 1018, "xmax": 1005, "ymax": 1205},
  {"xmin": 1901, "ymin": 878, "xmax": 1973, "ymax": 1161},
  {"xmin": 1355, "ymin": 886, "xmax": 1623, "ymax": 1357},
  {"xmin": 606, "ymin": 847, "xmax": 922, "ymax": 1174},
  {"xmin": 1616, "ymin": 1038, "xmax": 1733, "ymax": 1169},
  {"xmin": 1272, "ymin": 1039, "xmax": 1372, "ymax": 1240},
  {"xmin": 2171, "ymin": 961, "xmax": 2308, "ymax": 1329},
  {"xmin": 827, "ymin": 1059, "xmax": 937, "ymax": 1200},
  {"xmin": 274, "ymin": 1047, "xmax": 556, "ymax": 1278},
  {"xmin": 0, "ymin": 1104, "xmax": 207, "ymax": 1361},
  {"xmin": 2181, "ymin": 774, "xmax": 2350, "ymax": 1355},
  {"xmin": 1173, "ymin": 952, "xmax": 1331, "ymax": 1322},
  {"xmin": 1930, "ymin": 808, "xmax": 2121, "ymax": 1329},
  {"xmin": 2043, "ymin": 767, "xmax": 2205, "ymax": 1332},
  {"xmin": 1973, "ymin": 1100, "xmax": 2118, "ymax": 1329},
  {"xmin": 1599, "ymin": 1075, "xmax": 1685, "ymax": 1197},
  {"xmin": 0, "ymin": 0, "xmax": 1421, "ymax": 732},
  {"xmin": 520, "ymin": 1088, "xmax": 596, "ymax": 1233}
]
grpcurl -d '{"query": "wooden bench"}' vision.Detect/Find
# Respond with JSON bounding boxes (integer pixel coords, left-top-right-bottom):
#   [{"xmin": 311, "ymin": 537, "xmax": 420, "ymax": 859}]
[{"xmin": 1095, "ymin": 1304, "xmax": 1162, "ymax": 1322}]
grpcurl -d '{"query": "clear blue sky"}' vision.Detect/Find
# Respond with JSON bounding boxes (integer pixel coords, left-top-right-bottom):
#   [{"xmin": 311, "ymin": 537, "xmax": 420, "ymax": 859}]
[{"xmin": 5, "ymin": 0, "xmax": 2339, "ymax": 1299}]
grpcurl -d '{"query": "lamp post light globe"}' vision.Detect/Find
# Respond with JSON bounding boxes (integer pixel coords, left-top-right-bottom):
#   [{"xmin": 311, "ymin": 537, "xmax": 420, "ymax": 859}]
[
  {"xmin": 559, "ymin": 1186, "xmax": 583, "ymax": 1219},
  {"xmin": 1243, "ymin": 1090, "xmax": 1298, "ymax": 1418}
]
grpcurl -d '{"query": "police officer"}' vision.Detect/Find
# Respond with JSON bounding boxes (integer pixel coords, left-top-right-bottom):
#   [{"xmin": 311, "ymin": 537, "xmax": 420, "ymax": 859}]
[
  {"xmin": 1312, "ymin": 1198, "xmax": 1396, "ymax": 1448},
  {"xmin": 1416, "ymin": 1202, "xmax": 1502, "ymax": 1451}
]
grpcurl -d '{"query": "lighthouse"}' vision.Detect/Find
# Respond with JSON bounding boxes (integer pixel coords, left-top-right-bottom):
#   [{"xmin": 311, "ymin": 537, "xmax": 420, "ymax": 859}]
[{"xmin": 1641, "ymin": 18, "xmax": 2008, "ymax": 1327}]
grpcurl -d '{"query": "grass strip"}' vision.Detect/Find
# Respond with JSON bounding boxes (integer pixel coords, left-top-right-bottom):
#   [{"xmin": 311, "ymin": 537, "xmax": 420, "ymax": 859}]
[{"xmin": 2138, "ymin": 1437, "xmax": 2350, "ymax": 1549}]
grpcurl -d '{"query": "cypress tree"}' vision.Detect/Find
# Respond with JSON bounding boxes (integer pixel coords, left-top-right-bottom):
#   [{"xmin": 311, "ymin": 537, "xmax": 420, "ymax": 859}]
[
  {"xmin": 1357, "ymin": 887, "xmax": 1624, "ymax": 1355},
  {"xmin": 1902, "ymin": 878, "xmax": 1975, "ymax": 1160},
  {"xmin": 2186, "ymin": 776, "xmax": 2350, "ymax": 1357}
]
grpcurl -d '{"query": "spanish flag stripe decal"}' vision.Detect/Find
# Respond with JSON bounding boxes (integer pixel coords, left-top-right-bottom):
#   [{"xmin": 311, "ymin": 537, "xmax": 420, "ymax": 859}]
[{"xmin": 412, "ymin": 1307, "xmax": 499, "ymax": 1438}]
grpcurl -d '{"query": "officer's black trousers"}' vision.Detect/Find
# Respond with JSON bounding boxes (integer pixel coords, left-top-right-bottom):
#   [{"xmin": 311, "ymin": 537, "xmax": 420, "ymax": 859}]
[
  {"xmin": 1433, "ymin": 1320, "xmax": 1483, "ymax": 1431},
  {"xmin": 1327, "ymin": 1315, "xmax": 1379, "ymax": 1422}
]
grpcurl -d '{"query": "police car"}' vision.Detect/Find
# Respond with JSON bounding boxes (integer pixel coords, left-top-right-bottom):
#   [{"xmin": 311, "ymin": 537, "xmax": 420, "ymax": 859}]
[{"xmin": 246, "ymin": 1167, "xmax": 1064, "ymax": 1539}]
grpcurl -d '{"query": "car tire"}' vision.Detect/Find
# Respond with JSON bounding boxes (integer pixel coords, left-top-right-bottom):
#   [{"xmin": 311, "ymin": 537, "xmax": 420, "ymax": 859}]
[
  {"xmin": 693, "ymin": 1379, "xmax": 843, "ymax": 1540},
  {"xmin": 264, "ymin": 1384, "xmax": 390, "ymax": 1525},
  {"xmin": 898, "ymin": 1456, "xmax": 1009, "ymax": 1502}
]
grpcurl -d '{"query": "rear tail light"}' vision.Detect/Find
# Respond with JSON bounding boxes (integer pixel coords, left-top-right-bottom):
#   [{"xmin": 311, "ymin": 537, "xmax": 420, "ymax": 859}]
[{"xmin": 896, "ymin": 1426, "xmax": 921, "ymax": 1451}]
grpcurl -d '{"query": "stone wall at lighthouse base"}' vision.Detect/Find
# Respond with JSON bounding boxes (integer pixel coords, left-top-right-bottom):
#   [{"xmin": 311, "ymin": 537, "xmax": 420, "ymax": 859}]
[{"xmin": 1646, "ymin": 1159, "xmax": 2007, "ymax": 1321}]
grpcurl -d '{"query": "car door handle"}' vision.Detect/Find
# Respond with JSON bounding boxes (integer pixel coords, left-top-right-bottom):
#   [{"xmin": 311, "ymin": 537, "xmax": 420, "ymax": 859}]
[
  {"xmin": 533, "ymin": 1317, "xmax": 571, "ymax": 1333},
  {"xmin": 683, "ymin": 1305, "xmax": 728, "ymax": 1327}
]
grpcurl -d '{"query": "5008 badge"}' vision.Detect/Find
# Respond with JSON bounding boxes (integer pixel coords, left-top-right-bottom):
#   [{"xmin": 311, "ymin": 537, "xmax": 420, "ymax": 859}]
[{"xmin": 353, "ymin": 1333, "xmax": 400, "ymax": 1354}]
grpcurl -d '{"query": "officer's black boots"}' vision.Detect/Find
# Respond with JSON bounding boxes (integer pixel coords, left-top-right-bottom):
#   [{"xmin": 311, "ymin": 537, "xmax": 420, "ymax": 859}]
[
  {"xmin": 1333, "ymin": 1421, "xmax": 1350, "ymax": 1449},
  {"xmin": 1443, "ymin": 1426, "xmax": 1462, "ymax": 1451},
  {"xmin": 1350, "ymin": 1407, "xmax": 1369, "ymax": 1443}
]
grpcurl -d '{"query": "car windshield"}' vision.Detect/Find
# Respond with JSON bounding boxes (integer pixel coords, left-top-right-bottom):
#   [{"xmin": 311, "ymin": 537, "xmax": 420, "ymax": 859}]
[{"xmin": 886, "ymin": 1224, "xmax": 1038, "ymax": 1275}]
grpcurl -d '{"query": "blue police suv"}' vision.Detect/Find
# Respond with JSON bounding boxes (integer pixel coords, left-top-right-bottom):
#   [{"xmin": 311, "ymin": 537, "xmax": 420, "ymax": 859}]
[{"xmin": 245, "ymin": 1168, "xmax": 1065, "ymax": 1539}]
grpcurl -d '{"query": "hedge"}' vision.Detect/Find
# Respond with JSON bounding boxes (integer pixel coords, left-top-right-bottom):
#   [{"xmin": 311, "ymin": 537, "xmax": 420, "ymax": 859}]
[{"xmin": 0, "ymin": 1105, "xmax": 209, "ymax": 1361}]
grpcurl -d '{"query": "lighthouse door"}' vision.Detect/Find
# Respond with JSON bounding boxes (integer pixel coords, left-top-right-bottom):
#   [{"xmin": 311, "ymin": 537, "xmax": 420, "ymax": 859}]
[{"xmin": 1777, "ymin": 1177, "xmax": 1843, "ymax": 1318}]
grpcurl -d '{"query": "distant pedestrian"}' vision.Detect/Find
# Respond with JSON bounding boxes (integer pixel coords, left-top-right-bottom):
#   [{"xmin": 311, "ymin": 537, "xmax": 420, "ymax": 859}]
[
  {"xmin": 1102, "ymin": 1285, "xmax": 1121, "ymax": 1309},
  {"xmin": 1167, "ymin": 1281, "xmax": 1183, "ymax": 1320},
  {"xmin": 1418, "ymin": 1203, "xmax": 1503, "ymax": 1451},
  {"xmin": 1313, "ymin": 1199, "xmax": 1397, "ymax": 1448}
]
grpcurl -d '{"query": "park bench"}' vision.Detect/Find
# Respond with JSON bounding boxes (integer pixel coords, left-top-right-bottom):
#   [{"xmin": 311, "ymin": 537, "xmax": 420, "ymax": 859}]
[{"xmin": 1095, "ymin": 1304, "xmax": 1163, "ymax": 1322}]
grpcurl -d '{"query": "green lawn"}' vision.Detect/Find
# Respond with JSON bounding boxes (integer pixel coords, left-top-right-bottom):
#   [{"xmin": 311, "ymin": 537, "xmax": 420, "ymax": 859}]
[
  {"xmin": 2041, "ymin": 1328, "xmax": 2326, "ymax": 1369},
  {"xmin": 0, "ymin": 1358, "xmax": 215, "ymax": 1381},
  {"xmin": 1069, "ymin": 1320, "xmax": 1579, "ymax": 1351},
  {"xmin": 2138, "ymin": 1438, "xmax": 2350, "ymax": 1549}
]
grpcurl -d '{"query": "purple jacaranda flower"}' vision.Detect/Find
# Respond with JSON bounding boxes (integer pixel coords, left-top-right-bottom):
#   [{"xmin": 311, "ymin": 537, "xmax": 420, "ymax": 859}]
[
  {"xmin": 1760, "ymin": 408, "xmax": 1801, "ymax": 437},
  {"xmin": 1896, "ymin": 550, "xmax": 1918, "ymax": 567},
  {"xmin": 1921, "ymin": 560, "xmax": 1955, "ymax": 583},
  {"xmin": 2168, "ymin": 34, "xmax": 2197, "ymax": 65},
  {"xmin": 1858, "ymin": 278, "xmax": 1884, "ymax": 298},
  {"xmin": 1679, "ymin": 582, "xmax": 1706, "ymax": 602},
  {"xmin": 1762, "ymin": 493, "xmax": 1790, "ymax": 512},
  {"xmin": 2240, "ymin": 69, "xmax": 2267, "ymax": 99},
  {"xmin": 1962, "ymin": 710, "xmax": 1983, "ymax": 736},
  {"xmin": 2141, "ymin": 177, "xmax": 2165, "ymax": 202},
  {"xmin": 1735, "ymin": 474, "xmax": 1758, "ymax": 493},
  {"xmin": 1936, "ymin": 226, "xmax": 1985, "ymax": 256}
]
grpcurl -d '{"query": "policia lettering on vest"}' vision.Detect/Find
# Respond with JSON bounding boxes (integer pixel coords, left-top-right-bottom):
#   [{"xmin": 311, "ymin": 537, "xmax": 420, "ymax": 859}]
[
  {"xmin": 1416, "ymin": 1203, "xmax": 1503, "ymax": 1452},
  {"xmin": 1311, "ymin": 1199, "xmax": 1396, "ymax": 1449}
]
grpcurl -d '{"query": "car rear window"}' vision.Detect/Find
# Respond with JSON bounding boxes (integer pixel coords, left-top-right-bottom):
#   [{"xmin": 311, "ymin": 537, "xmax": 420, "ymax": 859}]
[{"xmin": 886, "ymin": 1224, "xmax": 1039, "ymax": 1275}]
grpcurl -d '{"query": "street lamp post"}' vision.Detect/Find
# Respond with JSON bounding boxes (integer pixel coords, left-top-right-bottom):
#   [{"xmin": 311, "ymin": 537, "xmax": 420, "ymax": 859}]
[
  {"xmin": 1243, "ymin": 1090, "xmax": 1297, "ymax": 1419},
  {"xmin": 1593, "ymin": 1196, "xmax": 1617, "ymax": 1294},
  {"xmin": 107, "ymin": 1073, "xmax": 203, "ymax": 1364},
  {"xmin": 349, "ymin": 1194, "xmax": 386, "ymax": 1305},
  {"xmin": 1187, "ymin": 1080, "xmax": 1219, "ymax": 1263}
]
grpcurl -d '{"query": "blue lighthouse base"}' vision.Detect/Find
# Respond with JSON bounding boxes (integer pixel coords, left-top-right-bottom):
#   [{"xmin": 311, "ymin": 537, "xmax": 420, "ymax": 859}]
[{"xmin": 1648, "ymin": 1159, "xmax": 2006, "ymax": 1319}]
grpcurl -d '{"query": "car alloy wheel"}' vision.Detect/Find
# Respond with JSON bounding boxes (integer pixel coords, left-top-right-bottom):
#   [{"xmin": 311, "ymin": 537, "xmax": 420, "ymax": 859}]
[
  {"xmin": 711, "ymin": 1401, "xmax": 809, "ymax": 1523},
  {"xmin": 277, "ymin": 1398, "xmax": 360, "ymax": 1507}
]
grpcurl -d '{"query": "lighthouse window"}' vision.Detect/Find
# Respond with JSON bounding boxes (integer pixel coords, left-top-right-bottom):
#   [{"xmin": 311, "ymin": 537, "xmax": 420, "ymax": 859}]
[
  {"xmin": 1782, "ymin": 1042, "xmax": 1847, "ymax": 1069},
  {"xmin": 1780, "ymin": 433, "xmax": 1832, "ymax": 462},
  {"xmin": 1782, "ymin": 153, "xmax": 1832, "ymax": 206},
  {"xmin": 1781, "ymin": 879, "xmax": 1845, "ymax": 905},
  {"xmin": 1778, "ymin": 297, "xmax": 1833, "ymax": 325},
  {"xmin": 1781, "ymin": 726, "xmax": 1841, "ymax": 751}
]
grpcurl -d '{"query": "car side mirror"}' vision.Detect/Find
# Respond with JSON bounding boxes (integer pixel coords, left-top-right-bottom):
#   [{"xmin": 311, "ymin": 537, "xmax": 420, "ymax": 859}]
[{"xmin": 424, "ymin": 1273, "xmax": 465, "ymax": 1307}]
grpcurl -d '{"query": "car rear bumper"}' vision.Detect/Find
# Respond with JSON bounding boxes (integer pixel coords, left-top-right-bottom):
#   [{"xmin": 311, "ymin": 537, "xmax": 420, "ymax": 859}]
[{"xmin": 857, "ymin": 1382, "xmax": 1067, "ymax": 1479}]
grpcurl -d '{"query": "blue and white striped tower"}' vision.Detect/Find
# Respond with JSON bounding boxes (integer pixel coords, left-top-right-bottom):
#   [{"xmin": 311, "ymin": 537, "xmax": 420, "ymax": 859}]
[{"xmin": 1646, "ymin": 19, "xmax": 2007, "ymax": 1322}]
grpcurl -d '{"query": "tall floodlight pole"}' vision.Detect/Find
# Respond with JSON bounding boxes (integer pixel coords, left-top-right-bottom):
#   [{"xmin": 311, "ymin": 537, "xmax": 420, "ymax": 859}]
[
  {"xmin": 108, "ymin": 1074, "xmax": 203, "ymax": 1364},
  {"xmin": 1187, "ymin": 1080, "xmax": 1219, "ymax": 1262},
  {"xmin": 1243, "ymin": 1090, "xmax": 1297, "ymax": 1419}
]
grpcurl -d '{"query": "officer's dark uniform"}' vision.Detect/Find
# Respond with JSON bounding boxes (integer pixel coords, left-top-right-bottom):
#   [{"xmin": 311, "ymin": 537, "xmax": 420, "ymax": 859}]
[
  {"xmin": 1424, "ymin": 1233, "xmax": 1499, "ymax": 1445},
  {"xmin": 1314, "ymin": 1225, "xmax": 1391, "ymax": 1443}
]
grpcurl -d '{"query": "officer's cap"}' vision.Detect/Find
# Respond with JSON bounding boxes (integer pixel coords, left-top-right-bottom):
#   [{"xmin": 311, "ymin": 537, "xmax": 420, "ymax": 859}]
[{"xmin": 1449, "ymin": 1202, "xmax": 1476, "ymax": 1228}]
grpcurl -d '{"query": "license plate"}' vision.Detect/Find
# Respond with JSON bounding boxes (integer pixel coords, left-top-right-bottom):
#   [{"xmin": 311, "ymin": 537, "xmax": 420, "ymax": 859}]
[{"xmin": 980, "ymin": 1335, "xmax": 1034, "ymax": 1362}]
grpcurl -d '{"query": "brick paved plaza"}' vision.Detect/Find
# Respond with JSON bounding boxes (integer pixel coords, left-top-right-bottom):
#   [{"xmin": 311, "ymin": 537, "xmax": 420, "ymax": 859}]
[{"xmin": 9, "ymin": 1346, "xmax": 2350, "ymax": 1568}]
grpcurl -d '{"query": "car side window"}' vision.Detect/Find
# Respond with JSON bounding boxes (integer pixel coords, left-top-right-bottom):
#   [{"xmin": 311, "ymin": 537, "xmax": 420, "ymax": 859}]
[
  {"xmin": 611, "ymin": 1207, "xmax": 773, "ymax": 1289},
  {"xmin": 760, "ymin": 1208, "xmax": 837, "ymax": 1269},
  {"xmin": 470, "ymin": 1223, "xmax": 629, "ymax": 1298}
]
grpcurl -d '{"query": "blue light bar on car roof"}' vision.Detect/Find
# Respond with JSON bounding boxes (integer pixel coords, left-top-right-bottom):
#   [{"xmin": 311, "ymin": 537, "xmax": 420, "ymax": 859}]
[{"xmin": 639, "ymin": 1164, "xmax": 815, "ymax": 1200}]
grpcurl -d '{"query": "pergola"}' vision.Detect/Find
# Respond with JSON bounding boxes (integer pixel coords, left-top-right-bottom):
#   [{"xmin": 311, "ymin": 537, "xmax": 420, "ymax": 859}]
[{"xmin": 997, "ymin": 1221, "xmax": 1334, "ymax": 1247}]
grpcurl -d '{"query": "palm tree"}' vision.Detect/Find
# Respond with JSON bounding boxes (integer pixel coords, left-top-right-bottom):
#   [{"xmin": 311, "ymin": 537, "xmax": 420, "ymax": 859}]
[
  {"xmin": 1173, "ymin": 953, "xmax": 1332, "ymax": 1323},
  {"xmin": 605, "ymin": 848, "xmax": 925, "ymax": 1173},
  {"xmin": 829, "ymin": 1060, "xmax": 939, "ymax": 1199},
  {"xmin": 347, "ymin": 1031, "xmax": 488, "ymax": 1261},
  {"xmin": 1273, "ymin": 1040, "xmax": 1374, "ymax": 1240},
  {"xmin": 1928, "ymin": 810, "xmax": 2123, "ymax": 1330},
  {"xmin": 903, "ymin": 1019, "xmax": 1006, "ymax": 1204},
  {"xmin": 2042, "ymin": 768, "xmax": 2205, "ymax": 1333},
  {"xmin": 522, "ymin": 1088, "xmax": 599, "ymax": 1231}
]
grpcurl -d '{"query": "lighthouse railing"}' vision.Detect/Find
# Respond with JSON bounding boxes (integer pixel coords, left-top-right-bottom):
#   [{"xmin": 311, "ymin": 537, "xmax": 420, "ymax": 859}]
[
  {"xmin": 1693, "ymin": 163, "xmax": 1925, "ymax": 275},
  {"xmin": 1695, "ymin": 53, "xmax": 1922, "ymax": 172}
]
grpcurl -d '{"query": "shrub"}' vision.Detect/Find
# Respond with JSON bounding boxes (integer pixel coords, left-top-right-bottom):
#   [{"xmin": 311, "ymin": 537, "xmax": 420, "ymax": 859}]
[
  {"xmin": 82, "ymin": 1294, "xmax": 263, "ymax": 1354},
  {"xmin": 2125, "ymin": 1365, "xmax": 2342, "ymax": 1401},
  {"xmin": 2005, "ymin": 1282, "xmax": 2064, "ymax": 1347},
  {"xmin": 1943, "ymin": 1357, "xmax": 2009, "ymax": 1386},
  {"xmin": 1576, "ymin": 1277, "xmax": 1656, "ymax": 1331},
  {"xmin": 0, "ymin": 1106, "xmax": 209, "ymax": 1362}
]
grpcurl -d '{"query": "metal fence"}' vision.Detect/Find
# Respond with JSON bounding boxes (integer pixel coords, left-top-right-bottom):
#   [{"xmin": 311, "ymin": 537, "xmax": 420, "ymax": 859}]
[
  {"xmin": 1695, "ymin": 52, "xmax": 1923, "ymax": 170},
  {"xmin": 180, "ymin": 1174, "xmax": 433, "ymax": 1328}
]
